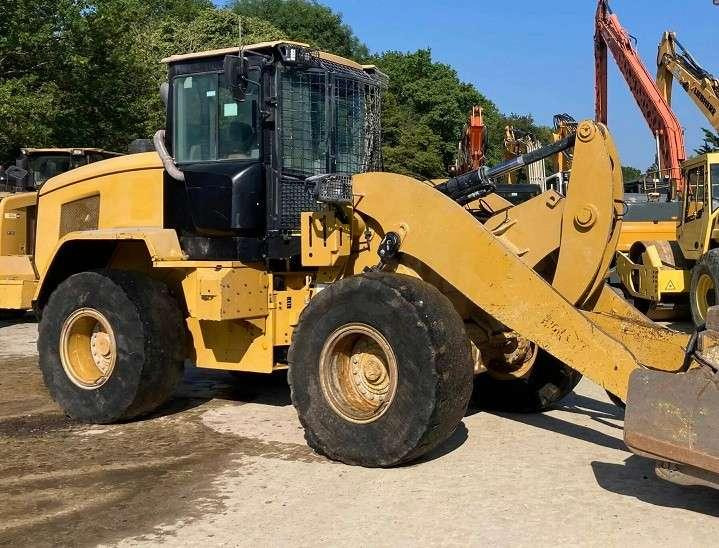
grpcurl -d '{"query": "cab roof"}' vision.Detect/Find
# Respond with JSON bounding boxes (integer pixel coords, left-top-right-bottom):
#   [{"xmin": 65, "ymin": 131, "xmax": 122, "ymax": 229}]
[
  {"xmin": 161, "ymin": 40, "xmax": 369, "ymax": 72},
  {"xmin": 21, "ymin": 147, "xmax": 122, "ymax": 156}
]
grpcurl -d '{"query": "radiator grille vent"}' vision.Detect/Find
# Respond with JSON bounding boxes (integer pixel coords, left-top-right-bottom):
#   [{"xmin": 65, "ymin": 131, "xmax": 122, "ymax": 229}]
[{"xmin": 60, "ymin": 195, "xmax": 99, "ymax": 237}]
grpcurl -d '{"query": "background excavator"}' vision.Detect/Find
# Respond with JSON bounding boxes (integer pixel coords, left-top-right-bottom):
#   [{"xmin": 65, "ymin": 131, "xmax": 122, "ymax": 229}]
[
  {"xmin": 613, "ymin": 17, "xmax": 719, "ymax": 323},
  {"xmin": 455, "ymin": 106, "xmax": 486, "ymax": 174},
  {"xmin": 595, "ymin": 0, "xmax": 686, "ymax": 195},
  {"xmin": 452, "ymin": 107, "xmax": 542, "ymax": 204},
  {"xmin": 657, "ymin": 31, "xmax": 719, "ymax": 134}
]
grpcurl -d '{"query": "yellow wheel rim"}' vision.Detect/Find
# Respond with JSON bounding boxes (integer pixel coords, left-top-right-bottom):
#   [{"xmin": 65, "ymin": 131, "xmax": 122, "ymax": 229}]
[
  {"xmin": 694, "ymin": 273, "xmax": 716, "ymax": 324},
  {"xmin": 60, "ymin": 308, "xmax": 117, "ymax": 390},
  {"xmin": 319, "ymin": 323, "xmax": 398, "ymax": 424}
]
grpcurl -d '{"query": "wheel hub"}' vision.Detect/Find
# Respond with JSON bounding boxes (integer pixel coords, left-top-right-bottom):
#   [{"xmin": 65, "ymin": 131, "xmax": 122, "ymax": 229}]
[
  {"xmin": 482, "ymin": 331, "xmax": 538, "ymax": 380},
  {"xmin": 60, "ymin": 308, "xmax": 117, "ymax": 390},
  {"xmin": 695, "ymin": 273, "xmax": 716, "ymax": 323},
  {"xmin": 319, "ymin": 323, "xmax": 398, "ymax": 423}
]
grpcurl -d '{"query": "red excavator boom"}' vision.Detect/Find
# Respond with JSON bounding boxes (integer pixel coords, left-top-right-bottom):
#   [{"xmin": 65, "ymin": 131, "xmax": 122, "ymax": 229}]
[
  {"xmin": 595, "ymin": 0, "xmax": 686, "ymax": 193},
  {"xmin": 455, "ymin": 106, "xmax": 486, "ymax": 173}
]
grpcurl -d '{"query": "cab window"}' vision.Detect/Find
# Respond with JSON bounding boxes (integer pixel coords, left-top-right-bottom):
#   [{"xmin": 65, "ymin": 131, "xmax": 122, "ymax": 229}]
[
  {"xmin": 173, "ymin": 70, "xmax": 260, "ymax": 163},
  {"xmin": 712, "ymin": 164, "xmax": 719, "ymax": 212},
  {"xmin": 28, "ymin": 154, "xmax": 72, "ymax": 186},
  {"xmin": 684, "ymin": 164, "xmax": 706, "ymax": 220}
]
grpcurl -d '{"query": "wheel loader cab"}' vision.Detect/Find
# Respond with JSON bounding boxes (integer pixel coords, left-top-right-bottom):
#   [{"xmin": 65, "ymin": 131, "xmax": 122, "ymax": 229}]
[
  {"xmin": 677, "ymin": 153, "xmax": 719, "ymax": 260},
  {"xmin": 161, "ymin": 42, "xmax": 385, "ymax": 262}
]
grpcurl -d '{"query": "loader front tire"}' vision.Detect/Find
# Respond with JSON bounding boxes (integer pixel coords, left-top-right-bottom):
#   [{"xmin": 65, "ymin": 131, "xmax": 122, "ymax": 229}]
[
  {"xmin": 288, "ymin": 272, "xmax": 474, "ymax": 467},
  {"xmin": 690, "ymin": 249, "xmax": 719, "ymax": 326},
  {"xmin": 38, "ymin": 270, "xmax": 185, "ymax": 423},
  {"xmin": 473, "ymin": 349, "xmax": 582, "ymax": 412}
]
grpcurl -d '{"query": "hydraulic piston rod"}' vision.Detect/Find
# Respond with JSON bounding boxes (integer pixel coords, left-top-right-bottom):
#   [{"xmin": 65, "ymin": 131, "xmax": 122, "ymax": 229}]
[{"xmin": 437, "ymin": 134, "xmax": 576, "ymax": 205}]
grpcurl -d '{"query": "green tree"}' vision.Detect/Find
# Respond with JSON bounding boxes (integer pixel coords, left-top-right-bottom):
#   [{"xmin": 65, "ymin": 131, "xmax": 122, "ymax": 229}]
[
  {"xmin": 371, "ymin": 49, "xmax": 500, "ymax": 178},
  {"xmin": 129, "ymin": 9, "xmax": 285, "ymax": 140},
  {"xmin": 696, "ymin": 128, "xmax": 719, "ymax": 154},
  {"xmin": 621, "ymin": 165, "xmax": 642, "ymax": 181},
  {"xmin": 0, "ymin": 0, "xmax": 87, "ymax": 159},
  {"xmin": 0, "ymin": 1, "xmax": 284, "ymax": 161},
  {"xmin": 231, "ymin": 0, "xmax": 368, "ymax": 59}
]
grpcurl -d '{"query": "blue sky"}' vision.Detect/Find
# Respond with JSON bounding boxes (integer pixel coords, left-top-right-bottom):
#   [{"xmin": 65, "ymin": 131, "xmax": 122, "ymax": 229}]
[{"xmin": 315, "ymin": 0, "xmax": 718, "ymax": 169}]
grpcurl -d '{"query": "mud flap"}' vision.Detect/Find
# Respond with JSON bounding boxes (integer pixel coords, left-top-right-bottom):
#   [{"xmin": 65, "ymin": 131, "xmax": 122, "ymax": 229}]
[{"xmin": 624, "ymin": 367, "xmax": 719, "ymax": 487}]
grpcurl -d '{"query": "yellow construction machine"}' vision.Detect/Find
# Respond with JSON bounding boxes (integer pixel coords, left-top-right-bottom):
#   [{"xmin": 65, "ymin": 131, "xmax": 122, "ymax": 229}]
[
  {"xmin": 1, "ymin": 42, "xmax": 718, "ymax": 485},
  {"xmin": 616, "ymin": 32, "xmax": 719, "ymax": 324},
  {"xmin": 0, "ymin": 148, "xmax": 122, "ymax": 191},
  {"xmin": 657, "ymin": 32, "xmax": 719, "ymax": 134}
]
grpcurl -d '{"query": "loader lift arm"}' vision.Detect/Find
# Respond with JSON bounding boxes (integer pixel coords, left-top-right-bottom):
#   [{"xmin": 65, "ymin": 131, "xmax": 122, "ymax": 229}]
[
  {"xmin": 595, "ymin": 0, "xmax": 686, "ymax": 193},
  {"xmin": 352, "ymin": 120, "xmax": 719, "ymax": 486},
  {"xmin": 657, "ymin": 31, "xmax": 719, "ymax": 133}
]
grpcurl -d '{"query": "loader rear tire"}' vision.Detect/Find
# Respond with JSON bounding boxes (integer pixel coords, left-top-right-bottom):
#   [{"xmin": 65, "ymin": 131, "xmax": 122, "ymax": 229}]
[
  {"xmin": 690, "ymin": 249, "xmax": 719, "ymax": 326},
  {"xmin": 473, "ymin": 350, "xmax": 582, "ymax": 412},
  {"xmin": 288, "ymin": 272, "xmax": 474, "ymax": 467},
  {"xmin": 38, "ymin": 270, "xmax": 185, "ymax": 423}
]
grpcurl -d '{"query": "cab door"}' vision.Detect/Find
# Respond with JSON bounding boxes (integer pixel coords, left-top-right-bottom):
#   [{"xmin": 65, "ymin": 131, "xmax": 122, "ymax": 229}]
[{"xmin": 678, "ymin": 161, "xmax": 711, "ymax": 260}]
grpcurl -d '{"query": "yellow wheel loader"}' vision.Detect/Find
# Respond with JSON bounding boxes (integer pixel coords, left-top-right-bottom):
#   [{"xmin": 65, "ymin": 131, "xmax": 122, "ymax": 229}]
[
  {"xmin": 0, "ymin": 147, "xmax": 122, "ymax": 192},
  {"xmin": 2, "ymin": 42, "xmax": 719, "ymax": 484},
  {"xmin": 616, "ymin": 152, "xmax": 719, "ymax": 324}
]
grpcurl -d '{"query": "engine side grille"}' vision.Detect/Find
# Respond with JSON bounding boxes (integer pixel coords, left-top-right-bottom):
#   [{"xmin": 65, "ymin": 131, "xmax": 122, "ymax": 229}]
[{"xmin": 60, "ymin": 195, "xmax": 100, "ymax": 237}]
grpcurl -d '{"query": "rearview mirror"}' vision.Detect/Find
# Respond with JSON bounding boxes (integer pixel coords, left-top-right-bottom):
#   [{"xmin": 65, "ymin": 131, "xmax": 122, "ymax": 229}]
[{"xmin": 224, "ymin": 54, "xmax": 249, "ymax": 102}]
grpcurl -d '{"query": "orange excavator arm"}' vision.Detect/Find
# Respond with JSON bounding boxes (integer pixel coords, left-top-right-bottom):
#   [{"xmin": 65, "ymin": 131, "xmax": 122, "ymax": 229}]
[
  {"xmin": 594, "ymin": 0, "xmax": 686, "ymax": 193},
  {"xmin": 455, "ymin": 106, "xmax": 486, "ymax": 173}
]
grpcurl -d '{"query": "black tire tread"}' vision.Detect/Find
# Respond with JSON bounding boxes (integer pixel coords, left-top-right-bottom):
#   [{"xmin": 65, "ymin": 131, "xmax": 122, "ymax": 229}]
[
  {"xmin": 38, "ymin": 270, "xmax": 184, "ymax": 423},
  {"xmin": 288, "ymin": 272, "xmax": 473, "ymax": 466},
  {"xmin": 690, "ymin": 249, "xmax": 719, "ymax": 326}
]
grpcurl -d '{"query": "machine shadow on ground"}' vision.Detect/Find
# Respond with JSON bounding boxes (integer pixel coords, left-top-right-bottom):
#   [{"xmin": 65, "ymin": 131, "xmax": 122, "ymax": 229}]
[
  {"xmin": 493, "ymin": 390, "xmax": 719, "ymax": 515},
  {"xmin": 490, "ymin": 397, "xmax": 627, "ymax": 453},
  {"xmin": 0, "ymin": 313, "xmax": 36, "ymax": 327},
  {"xmin": 147, "ymin": 366, "xmax": 293, "ymax": 421},
  {"xmin": 591, "ymin": 457, "xmax": 719, "ymax": 515}
]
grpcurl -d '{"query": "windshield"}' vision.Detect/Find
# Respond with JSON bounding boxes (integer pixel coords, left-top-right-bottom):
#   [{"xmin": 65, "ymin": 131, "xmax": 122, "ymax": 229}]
[
  {"xmin": 28, "ymin": 154, "xmax": 75, "ymax": 186},
  {"xmin": 712, "ymin": 163, "xmax": 719, "ymax": 212},
  {"xmin": 173, "ymin": 71, "xmax": 260, "ymax": 163},
  {"xmin": 279, "ymin": 67, "xmax": 382, "ymax": 177}
]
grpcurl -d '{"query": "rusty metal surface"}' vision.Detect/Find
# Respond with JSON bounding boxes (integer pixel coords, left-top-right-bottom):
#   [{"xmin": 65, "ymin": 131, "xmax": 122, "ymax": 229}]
[{"xmin": 625, "ymin": 367, "xmax": 719, "ymax": 476}]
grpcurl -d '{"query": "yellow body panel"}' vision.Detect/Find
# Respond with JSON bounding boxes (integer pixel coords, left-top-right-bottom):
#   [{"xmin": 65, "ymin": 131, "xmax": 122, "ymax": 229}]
[
  {"xmin": 0, "ymin": 279, "xmax": 37, "ymax": 309},
  {"xmin": 35, "ymin": 153, "xmax": 165, "ymax": 275},
  {"xmin": 617, "ymin": 220, "xmax": 677, "ymax": 253},
  {"xmin": 300, "ymin": 210, "xmax": 351, "ymax": 267},
  {"xmin": 181, "ymin": 265, "xmax": 268, "ymax": 321},
  {"xmin": 616, "ymin": 248, "xmax": 690, "ymax": 301},
  {"xmin": 0, "ymin": 192, "xmax": 37, "ymax": 256},
  {"xmin": 184, "ymin": 270, "xmax": 311, "ymax": 372},
  {"xmin": 187, "ymin": 317, "xmax": 274, "ymax": 373}
]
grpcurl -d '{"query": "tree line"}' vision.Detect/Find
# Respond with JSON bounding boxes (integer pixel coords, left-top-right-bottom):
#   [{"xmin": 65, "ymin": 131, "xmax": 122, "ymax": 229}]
[{"xmin": 1, "ymin": 0, "xmax": 664, "ymax": 179}]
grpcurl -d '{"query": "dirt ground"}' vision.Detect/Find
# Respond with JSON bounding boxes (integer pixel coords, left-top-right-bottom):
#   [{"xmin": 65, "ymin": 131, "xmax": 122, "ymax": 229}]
[{"xmin": 0, "ymin": 318, "xmax": 717, "ymax": 547}]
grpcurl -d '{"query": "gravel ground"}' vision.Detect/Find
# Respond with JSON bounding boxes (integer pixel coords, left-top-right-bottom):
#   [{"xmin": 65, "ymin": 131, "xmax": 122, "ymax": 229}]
[{"xmin": 0, "ymin": 318, "xmax": 717, "ymax": 547}]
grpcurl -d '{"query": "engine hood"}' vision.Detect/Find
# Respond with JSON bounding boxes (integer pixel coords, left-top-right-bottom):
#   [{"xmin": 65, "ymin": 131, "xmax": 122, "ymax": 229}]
[{"xmin": 39, "ymin": 152, "xmax": 163, "ymax": 196}]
